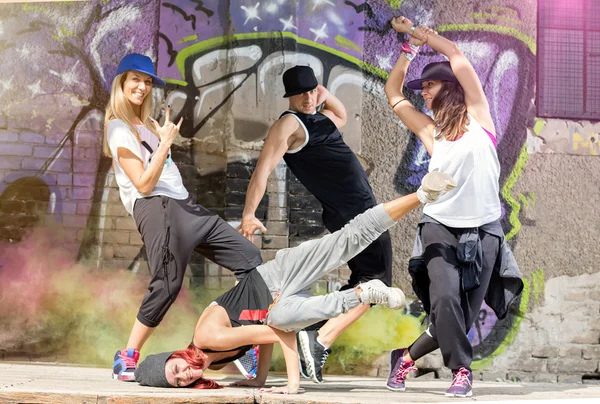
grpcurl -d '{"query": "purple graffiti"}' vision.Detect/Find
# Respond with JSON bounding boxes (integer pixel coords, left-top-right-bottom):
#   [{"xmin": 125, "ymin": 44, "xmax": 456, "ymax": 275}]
[{"xmin": 158, "ymin": 0, "xmax": 367, "ymax": 79}]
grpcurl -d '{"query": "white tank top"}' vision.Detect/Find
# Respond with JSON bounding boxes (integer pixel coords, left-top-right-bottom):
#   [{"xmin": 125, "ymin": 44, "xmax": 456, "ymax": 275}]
[{"xmin": 422, "ymin": 114, "xmax": 501, "ymax": 228}]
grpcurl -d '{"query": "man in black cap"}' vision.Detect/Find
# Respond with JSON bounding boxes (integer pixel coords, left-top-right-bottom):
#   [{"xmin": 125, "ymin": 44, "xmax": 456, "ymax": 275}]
[{"xmin": 238, "ymin": 65, "xmax": 394, "ymax": 383}]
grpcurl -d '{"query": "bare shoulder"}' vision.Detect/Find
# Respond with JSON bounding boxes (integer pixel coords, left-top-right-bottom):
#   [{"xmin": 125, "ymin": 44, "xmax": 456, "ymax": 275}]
[{"xmin": 270, "ymin": 113, "xmax": 301, "ymax": 139}]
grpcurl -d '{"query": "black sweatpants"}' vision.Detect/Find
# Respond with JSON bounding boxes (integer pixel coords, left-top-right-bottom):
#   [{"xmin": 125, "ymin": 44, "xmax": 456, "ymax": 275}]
[
  {"xmin": 408, "ymin": 222, "xmax": 500, "ymax": 370},
  {"xmin": 133, "ymin": 195, "xmax": 262, "ymax": 328}
]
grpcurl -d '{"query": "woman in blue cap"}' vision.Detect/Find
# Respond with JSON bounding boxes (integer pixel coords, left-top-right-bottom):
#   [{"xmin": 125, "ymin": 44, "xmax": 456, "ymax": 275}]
[
  {"xmin": 104, "ymin": 53, "xmax": 263, "ymax": 381},
  {"xmin": 383, "ymin": 17, "xmax": 522, "ymax": 398}
]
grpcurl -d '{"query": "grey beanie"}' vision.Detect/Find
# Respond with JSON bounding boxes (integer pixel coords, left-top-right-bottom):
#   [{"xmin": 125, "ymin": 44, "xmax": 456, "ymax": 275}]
[{"xmin": 135, "ymin": 351, "xmax": 175, "ymax": 388}]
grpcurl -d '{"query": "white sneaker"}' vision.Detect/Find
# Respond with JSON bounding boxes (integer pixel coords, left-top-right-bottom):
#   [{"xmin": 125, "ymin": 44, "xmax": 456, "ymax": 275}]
[
  {"xmin": 359, "ymin": 279, "xmax": 405, "ymax": 309},
  {"xmin": 417, "ymin": 170, "xmax": 457, "ymax": 203}
]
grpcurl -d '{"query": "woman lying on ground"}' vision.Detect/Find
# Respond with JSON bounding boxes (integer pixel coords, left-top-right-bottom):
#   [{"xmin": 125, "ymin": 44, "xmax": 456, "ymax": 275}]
[{"xmin": 134, "ymin": 170, "xmax": 457, "ymax": 394}]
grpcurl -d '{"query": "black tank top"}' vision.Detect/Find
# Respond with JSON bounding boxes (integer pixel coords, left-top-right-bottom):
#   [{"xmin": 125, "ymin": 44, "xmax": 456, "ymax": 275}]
[
  {"xmin": 281, "ymin": 111, "xmax": 376, "ymax": 229},
  {"xmin": 195, "ymin": 270, "xmax": 273, "ymax": 365}
]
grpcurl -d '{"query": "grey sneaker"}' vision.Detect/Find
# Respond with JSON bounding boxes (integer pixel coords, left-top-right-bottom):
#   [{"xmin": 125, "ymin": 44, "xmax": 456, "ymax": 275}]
[
  {"xmin": 359, "ymin": 279, "xmax": 405, "ymax": 309},
  {"xmin": 417, "ymin": 170, "xmax": 457, "ymax": 203},
  {"xmin": 298, "ymin": 330, "xmax": 330, "ymax": 383}
]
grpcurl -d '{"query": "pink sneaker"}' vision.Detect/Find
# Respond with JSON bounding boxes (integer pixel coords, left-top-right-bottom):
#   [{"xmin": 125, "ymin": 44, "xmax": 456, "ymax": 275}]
[
  {"xmin": 386, "ymin": 348, "xmax": 417, "ymax": 391},
  {"xmin": 112, "ymin": 348, "xmax": 140, "ymax": 381},
  {"xmin": 445, "ymin": 367, "xmax": 473, "ymax": 397}
]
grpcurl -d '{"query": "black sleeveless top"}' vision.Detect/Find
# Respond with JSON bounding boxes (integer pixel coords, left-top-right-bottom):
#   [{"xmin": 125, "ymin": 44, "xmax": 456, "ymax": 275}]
[
  {"xmin": 281, "ymin": 111, "xmax": 377, "ymax": 228},
  {"xmin": 193, "ymin": 270, "xmax": 273, "ymax": 365}
]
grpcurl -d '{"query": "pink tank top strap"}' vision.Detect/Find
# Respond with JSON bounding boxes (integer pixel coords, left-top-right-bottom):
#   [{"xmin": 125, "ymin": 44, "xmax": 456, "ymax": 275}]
[{"xmin": 482, "ymin": 127, "xmax": 497, "ymax": 149}]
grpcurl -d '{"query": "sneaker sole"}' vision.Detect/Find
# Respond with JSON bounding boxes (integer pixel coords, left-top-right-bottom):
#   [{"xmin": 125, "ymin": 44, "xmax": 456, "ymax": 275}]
[
  {"xmin": 297, "ymin": 350, "xmax": 310, "ymax": 379},
  {"xmin": 112, "ymin": 372, "xmax": 135, "ymax": 382},
  {"xmin": 386, "ymin": 385, "xmax": 406, "ymax": 392},
  {"xmin": 445, "ymin": 391, "xmax": 473, "ymax": 398},
  {"xmin": 298, "ymin": 331, "xmax": 322, "ymax": 384},
  {"xmin": 233, "ymin": 359, "xmax": 253, "ymax": 379}
]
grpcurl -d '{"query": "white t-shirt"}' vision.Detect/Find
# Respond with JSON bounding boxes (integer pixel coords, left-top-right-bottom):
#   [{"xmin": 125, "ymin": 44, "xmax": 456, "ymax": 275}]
[
  {"xmin": 107, "ymin": 119, "xmax": 188, "ymax": 215},
  {"xmin": 423, "ymin": 114, "xmax": 501, "ymax": 228}
]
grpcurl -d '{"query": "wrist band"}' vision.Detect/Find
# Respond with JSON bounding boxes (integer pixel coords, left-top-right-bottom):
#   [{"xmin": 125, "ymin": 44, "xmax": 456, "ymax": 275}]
[
  {"xmin": 392, "ymin": 98, "xmax": 409, "ymax": 109},
  {"xmin": 408, "ymin": 25, "xmax": 416, "ymax": 36},
  {"xmin": 401, "ymin": 41, "xmax": 420, "ymax": 54},
  {"xmin": 401, "ymin": 40, "xmax": 420, "ymax": 62}
]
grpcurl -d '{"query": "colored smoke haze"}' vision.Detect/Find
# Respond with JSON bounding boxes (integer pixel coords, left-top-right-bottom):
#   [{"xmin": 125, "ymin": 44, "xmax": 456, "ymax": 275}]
[
  {"xmin": 0, "ymin": 228, "xmax": 422, "ymax": 373},
  {"xmin": 326, "ymin": 307, "xmax": 423, "ymax": 374},
  {"xmin": 0, "ymin": 228, "xmax": 212, "ymax": 365}
]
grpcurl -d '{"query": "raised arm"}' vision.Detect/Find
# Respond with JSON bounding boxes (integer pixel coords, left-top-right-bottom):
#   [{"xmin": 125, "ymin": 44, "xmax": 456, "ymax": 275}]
[
  {"xmin": 384, "ymin": 18, "xmax": 435, "ymax": 155},
  {"xmin": 118, "ymin": 111, "xmax": 182, "ymax": 195},
  {"xmin": 317, "ymin": 85, "xmax": 347, "ymax": 128},
  {"xmin": 410, "ymin": 23, "xmax": 493, "ymax": 130},
  {"xmin": 238, "ymin": 115, "xmax": 300, "ymax": 242}
]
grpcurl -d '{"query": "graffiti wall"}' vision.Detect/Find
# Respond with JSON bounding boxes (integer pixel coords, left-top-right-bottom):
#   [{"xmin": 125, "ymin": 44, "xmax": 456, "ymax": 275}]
[{"xmin": 1, "ymin": 0, "xmax": 598, "ymax": 383}]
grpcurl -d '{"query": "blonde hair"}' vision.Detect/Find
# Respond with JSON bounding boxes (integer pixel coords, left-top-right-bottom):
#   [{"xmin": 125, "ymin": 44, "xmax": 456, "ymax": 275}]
[{"xmin": 103, "ymin": 71, "xmax": 159, "ymax": 157}]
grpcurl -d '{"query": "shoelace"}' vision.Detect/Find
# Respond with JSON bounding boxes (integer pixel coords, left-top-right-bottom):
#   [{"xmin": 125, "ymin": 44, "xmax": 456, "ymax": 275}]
[
  {"xmin": 319, "ymin": 349, "xmax": 330, "ymax": 368},
  {"xmin": 365, "ymin": 287, "xmax": 389, "ymax": 305},
  {"xmin": 394, "ymin": 363, "xmax": 417, "ymax": 383},
  {"xmin": 451, "ymin": 368, "xmax": 472, "ymax": 387},
  {"xmin": 119, "ymin": 353, "xmax": 137, "ymax": 369}
]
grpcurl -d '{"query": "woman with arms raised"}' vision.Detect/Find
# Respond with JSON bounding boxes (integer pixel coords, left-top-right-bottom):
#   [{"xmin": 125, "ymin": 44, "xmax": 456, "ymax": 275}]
[{"xmin": 383, "ymin": 16, "xmax": 522, "ymax": 398}]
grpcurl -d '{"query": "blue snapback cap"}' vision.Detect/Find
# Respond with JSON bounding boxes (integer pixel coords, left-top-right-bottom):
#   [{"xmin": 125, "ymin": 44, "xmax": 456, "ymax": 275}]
[{"xmin": 116, "ymin": 53, "xmax": 166, "ymax": 86}]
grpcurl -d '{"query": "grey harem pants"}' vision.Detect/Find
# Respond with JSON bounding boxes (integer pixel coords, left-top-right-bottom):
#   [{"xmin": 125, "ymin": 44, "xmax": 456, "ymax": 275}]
[{"xmin": 257, "ymin": 204, "xmax": 397, "ymax": 332}]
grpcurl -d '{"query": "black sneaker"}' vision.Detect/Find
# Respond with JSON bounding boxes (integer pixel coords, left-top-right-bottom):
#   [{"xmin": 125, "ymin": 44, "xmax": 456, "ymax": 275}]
[
  {"xmin": 298, "ymin": 330, "xmax": 331, "ymax": 383},
  {"xmin": 297, "ymin": 333, "xmax": 310, "ymax": 379}
]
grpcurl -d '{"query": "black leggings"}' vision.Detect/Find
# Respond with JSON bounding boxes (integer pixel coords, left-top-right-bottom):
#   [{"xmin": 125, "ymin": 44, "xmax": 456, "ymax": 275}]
[
  {"xmin": 408, "ymin": 222, "xmax": 500, "ymax": 370},
  {"xmin": 133, "ymin": 195, "xmax": 262, "ymax": 328}
]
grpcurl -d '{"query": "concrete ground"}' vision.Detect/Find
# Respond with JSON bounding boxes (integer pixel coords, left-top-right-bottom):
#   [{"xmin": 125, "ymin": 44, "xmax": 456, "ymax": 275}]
[{"xmin": 1, "ymin": 363, "xmax": 600, "ymax": 404}]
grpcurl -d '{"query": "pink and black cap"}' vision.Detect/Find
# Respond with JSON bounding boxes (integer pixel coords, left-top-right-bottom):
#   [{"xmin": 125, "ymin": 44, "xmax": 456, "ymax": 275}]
[
  {"xmin": 405, "ymin": 61, "xmax": 459, "ymax": 90},
  {"xmin": 116, "ymin": 53, "xmax": 166, "ymax": 86},
  {"xmin": 282, "ymin": 65, "xmax": 318, "ymax": 98}
]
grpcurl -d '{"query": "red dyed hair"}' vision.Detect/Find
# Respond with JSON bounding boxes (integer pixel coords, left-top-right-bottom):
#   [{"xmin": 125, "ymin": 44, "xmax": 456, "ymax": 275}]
[{"xmin": 170, "ymin": 344, "xmax": 222, "ymax": 389}]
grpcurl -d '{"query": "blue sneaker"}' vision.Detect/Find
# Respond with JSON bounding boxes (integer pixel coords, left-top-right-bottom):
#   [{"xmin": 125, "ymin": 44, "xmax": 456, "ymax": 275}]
[
  {"xmin": 234, "ymin": 345, "xmax": 258, "ymax": 379},
  {"xmin": 112, "ymin": 348, "xmax": 139, "ymax": 381}
]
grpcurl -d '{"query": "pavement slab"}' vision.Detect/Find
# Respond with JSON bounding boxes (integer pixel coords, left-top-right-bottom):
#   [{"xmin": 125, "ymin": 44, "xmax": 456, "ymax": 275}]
[{"xmin": 1, "ymin": 363, "xmax": 600, "ymax": 403}]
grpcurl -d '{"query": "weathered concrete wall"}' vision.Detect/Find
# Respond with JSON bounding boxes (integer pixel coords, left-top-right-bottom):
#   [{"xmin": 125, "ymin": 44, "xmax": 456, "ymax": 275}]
[{"xmin": 0, "ymin": 0, "xmax": 598, "ymax": 382}]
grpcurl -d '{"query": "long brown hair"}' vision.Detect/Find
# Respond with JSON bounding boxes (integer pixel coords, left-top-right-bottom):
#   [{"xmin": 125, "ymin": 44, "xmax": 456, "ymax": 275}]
[
  {"xmin": 431, "ymin": 81, "xmax": 469, "ymax": 141},
  {"xmin": 102, "ymin": 71, "xmax": 159, "ymax": 158},
  {"xmin": 170, "ymin": 344, "xmax": 222, "ymax": 389}
]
